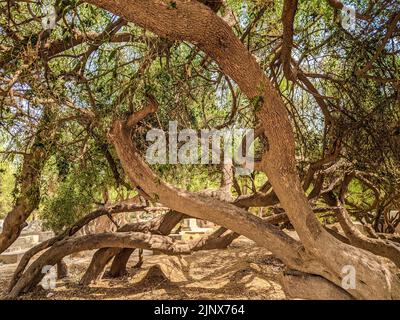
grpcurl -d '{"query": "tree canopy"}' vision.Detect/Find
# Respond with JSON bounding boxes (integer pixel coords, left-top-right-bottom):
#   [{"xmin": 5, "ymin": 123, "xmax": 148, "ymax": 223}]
[{"xmin": 0, "ymin": 0, "xmax": 399, "ymax": 300}]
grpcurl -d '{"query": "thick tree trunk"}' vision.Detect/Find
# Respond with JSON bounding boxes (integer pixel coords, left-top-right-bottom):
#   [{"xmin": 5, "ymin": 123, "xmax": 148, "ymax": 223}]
[
  {"xmin": 85, "ymin": 0, "xmax": 400, "ymax": 299},
  {"xmin": 336, "ymin": 204, "xmax": 400, "ymax": 267},
  {"xmin": 57, "ymin": 259, "xmax": 68, "ymax": 279},
  {"xmin": 80, "ymin": 211, "xmax": 185, "ymax": 284},
  {"xmin": 0, "ymin": 107, "xmax": 58, "ymax": 254},
  {"xmin": 8, "ymin": 199, "xmax": 153, "ymax": 292},
  {"xmin": 80, "ymin": 248, "xmax": 119, "ymax": 285},
  {"xmin": 108, "ymin": 248, "xmax": 135, "ymax": 277},
  {"xmin": 6, "ymin": 232, "xmax": 193, "ymax": 298}
]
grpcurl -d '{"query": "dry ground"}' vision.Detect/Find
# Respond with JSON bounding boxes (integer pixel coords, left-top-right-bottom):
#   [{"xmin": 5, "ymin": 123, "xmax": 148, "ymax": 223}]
[{"xmin": 0, "ymin": 237, "xmax": 287, "ymax": 300}]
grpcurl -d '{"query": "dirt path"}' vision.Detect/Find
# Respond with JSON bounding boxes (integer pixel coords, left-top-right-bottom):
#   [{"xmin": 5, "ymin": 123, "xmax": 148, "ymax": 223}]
[{"xmin": 0, "ymin": 237, "xmax": 286, "ymax": 300}]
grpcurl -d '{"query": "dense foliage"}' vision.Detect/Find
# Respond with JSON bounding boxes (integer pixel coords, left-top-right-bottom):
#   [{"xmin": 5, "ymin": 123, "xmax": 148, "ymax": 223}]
[{"xmin": 0, "ymin": 0, "xmax": 399, "ymax": 231}]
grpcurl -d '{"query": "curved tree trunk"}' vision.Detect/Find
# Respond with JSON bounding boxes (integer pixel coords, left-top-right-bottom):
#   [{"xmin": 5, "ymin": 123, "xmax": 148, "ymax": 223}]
[
  {"xmin": 8, "ymin": 224, "xmax": 238, "ymax": 297},
  {"xmin": 84, "ymin": 0, "xmax": 400, "ymax": 299},
  {"xmin": 80, "ymin": 211, "xmax": 185, "ymax": 285},
  {"xmin": 7, "ymin": 232, "xmax": 193, "ymax": 298},
  {"xmin": 108, "ymin": 226, "xmax": 239, "ymax": 278},
  {"xmin": 80, "ymin": 248, "xmax": 119, "ymax": 285},
  {"xmin": 0, "ymin": 106, "xmax": 58, "ymax": 254},
  {"xmin": 7, "ymin": 198, "xmax": 153, "ymax": 292}
]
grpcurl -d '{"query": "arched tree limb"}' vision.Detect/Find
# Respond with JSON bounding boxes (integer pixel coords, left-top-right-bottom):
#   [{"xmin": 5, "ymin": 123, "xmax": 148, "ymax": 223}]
[
  {"xmin": 9, "ymin": 220, "xmax": 237, "ymax": 296},
  {"xmin": 108, "ymin": 227, "xmax": 239, "ymax": 278},
  {"xmin": 8, "ymin": 199, "xmax": 166, "ymax": 292},
  {"xmin": 336, "ymin": 203, "xmax": 400, "ymax": 268},
  {"xmin": 80, "ymin": 210, "xmax": 185, "ymax": 284},
  {"xmin": 6, "ymin": 232, "xmax": 193, "ymax": 298},
  {"xmin": 107, "ymin": 215, "xmax": 288, "ymax": 280},
  {"xmin": 82, "ymin": 0, "xmax": 400, "ymax": 299},
  {"xmin": 280, "ymin": 0, "xmax": 298, "ymax": 81}
]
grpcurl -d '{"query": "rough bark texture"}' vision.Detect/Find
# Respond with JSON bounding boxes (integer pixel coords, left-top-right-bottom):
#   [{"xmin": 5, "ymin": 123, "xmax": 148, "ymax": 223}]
[
  {"xmin": 80, "ymin": 211, "xmax": 185, "ymax": 284},
  {"xmin": 56, "ymin": 259, "xmax": 68, "ymax": 279},
  {"xmin": 81, "ymin": 0, "xmax": 400, "ymax": 299},
  {"xmin": 281, "ymin": 270, "xmax": 353, "ymax": 300},
  {"xmin": 336, "ymin": 204, "xmax": 400, "ymax": 268},
  {"xmin": 0, "ymin": 107, "xmax": 58, "ymax": 254},
  {"xmin": 8, "ymin": 199, "xmax": 153, "ymax": 292},
  {"xmin": 7, "ymin": 232, "xmax": 193, "ymax": 298}
]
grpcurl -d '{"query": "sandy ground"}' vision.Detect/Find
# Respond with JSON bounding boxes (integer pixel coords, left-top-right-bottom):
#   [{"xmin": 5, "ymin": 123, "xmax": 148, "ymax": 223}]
[{"xmin": 0, "ymin": 237, "xmax": 287, "ymax": 300}]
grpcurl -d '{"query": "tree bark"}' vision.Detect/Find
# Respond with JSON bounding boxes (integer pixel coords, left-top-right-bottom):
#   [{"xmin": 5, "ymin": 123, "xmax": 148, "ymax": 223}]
[
  {"xmin": 80, "ymin": 211, "xmax": 185, "ymax": 284},
  {"xmin": 80, "ymin": 248, "xmax": 119, "ymax": 285},
  {"xmin": 82, "ymin": 0, "xmax": 400, "ymax": 299},
  {"xmin": 7, "ymin": 232, "xmax": 193, "ymax": 298},
  {"xmin": 108, "ymin": 248, "xmax": 135, "ymax": 277},
  {"xmin": 57, "ymin": 259, "xmax": 68, "ymax": 279},
  {"xmin": 280, "ymin": 270, "xmax": 353, "ymax": 300},
  {"xmin": 336, "ymin": 204, "xmax": 400, "ymax": 267},
  {"xmin": 8, "ymin": 198, "xmax": 155, "ymax": 292},
  {"xmin": 0, "ymin": 106, "xmax": 58, "ymax": 254},
  {"xmin": 8, "ymin": 222, "xmax": 238, "ymax": 297}
]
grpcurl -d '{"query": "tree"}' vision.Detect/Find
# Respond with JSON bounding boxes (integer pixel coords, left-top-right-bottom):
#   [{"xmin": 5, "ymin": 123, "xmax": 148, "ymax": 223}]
[{"xmin": 1, "ymin": 0, "xmax": 399, "ymax": 299}]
